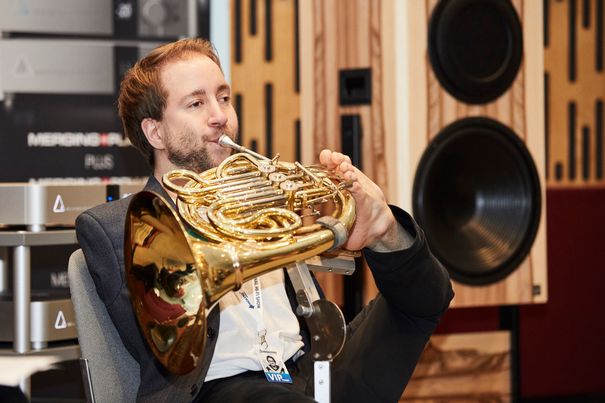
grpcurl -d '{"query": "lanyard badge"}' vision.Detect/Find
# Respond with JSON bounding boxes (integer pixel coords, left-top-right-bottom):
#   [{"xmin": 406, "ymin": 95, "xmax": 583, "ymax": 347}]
[
  {"xmin": 258, "ymin": 346, "xmax": 293, "ymax": 384},
  {"xmin": 247, "ymin": 277, "xmax": 293, "ymax": 384}
]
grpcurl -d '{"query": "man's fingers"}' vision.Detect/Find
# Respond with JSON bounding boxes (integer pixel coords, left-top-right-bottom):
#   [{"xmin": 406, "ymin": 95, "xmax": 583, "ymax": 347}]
[
  {"xmin": 319, "ymin": 149, "xmax": 332, "ymax": 166},
  {"xmin": 319, "ymin": 149, "xmax": 353, "ymax": 168},
  {"xmin": 337, "ymin": 153, "xmax": 352, "ymax": 165}
]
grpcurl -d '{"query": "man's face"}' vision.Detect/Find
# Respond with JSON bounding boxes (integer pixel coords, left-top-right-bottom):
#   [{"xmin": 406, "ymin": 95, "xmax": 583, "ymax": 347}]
[{"xmin": 157, "ymin": 54, "xmax": 238, "ymax": 173}]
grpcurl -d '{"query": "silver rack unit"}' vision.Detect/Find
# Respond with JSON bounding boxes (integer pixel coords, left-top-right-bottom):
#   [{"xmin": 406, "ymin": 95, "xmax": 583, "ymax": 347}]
[{"xmin": 0, "ymin": 230, "xmax": 81, "ymax": 395}]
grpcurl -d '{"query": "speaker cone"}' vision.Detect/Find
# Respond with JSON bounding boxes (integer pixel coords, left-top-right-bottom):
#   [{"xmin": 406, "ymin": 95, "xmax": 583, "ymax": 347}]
[
  {"xmin": 428, "ymin": 0, "xmax": 523, "ymax": 104},
  {"xmin": 412, "ymin": 117, "xmax": 541, "ymax": 285}
]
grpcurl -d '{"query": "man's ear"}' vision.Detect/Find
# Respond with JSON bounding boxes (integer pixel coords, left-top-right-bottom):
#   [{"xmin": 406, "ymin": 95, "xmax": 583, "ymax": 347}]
[{"xmin": 141, "ymin": 118, "xmax": 166, "ymax": 150}]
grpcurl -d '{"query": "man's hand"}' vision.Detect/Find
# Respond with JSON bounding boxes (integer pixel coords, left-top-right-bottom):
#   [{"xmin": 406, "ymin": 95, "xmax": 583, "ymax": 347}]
[{"xmin": 319, "ymin": 150, "xmax": 414, "ymax": 252}]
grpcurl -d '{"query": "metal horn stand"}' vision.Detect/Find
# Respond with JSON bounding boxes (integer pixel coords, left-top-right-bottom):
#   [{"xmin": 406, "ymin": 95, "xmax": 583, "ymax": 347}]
[{"xmin": 286, "ymin": 257, "xmax": 353, "ymax": 403}]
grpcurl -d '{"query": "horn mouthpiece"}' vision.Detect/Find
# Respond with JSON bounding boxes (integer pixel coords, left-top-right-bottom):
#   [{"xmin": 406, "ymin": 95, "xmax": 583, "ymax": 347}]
[{"xmin": 219, "ymin": 134, "xmax": 269, "ymax": 161}]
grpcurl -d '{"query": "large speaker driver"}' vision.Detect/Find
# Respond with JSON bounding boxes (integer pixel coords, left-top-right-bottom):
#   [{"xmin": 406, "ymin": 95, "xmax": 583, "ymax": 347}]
[
  {"xmin": 428, "ymin": 0, "xmax": 523, "ymax": 104},
  {"xmin": 413, "ymin": 117, "xmax": 541, "ymax": 285}
]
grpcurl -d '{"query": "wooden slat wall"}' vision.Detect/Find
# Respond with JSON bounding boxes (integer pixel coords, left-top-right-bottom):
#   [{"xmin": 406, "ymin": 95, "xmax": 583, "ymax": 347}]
[
  {"xmin": 231, "ymin": 0, "xmax": 299, "ymax": 161},
  {"xmin": 545, "ymin": 0, "xmax": 605, "ymax": 188}
]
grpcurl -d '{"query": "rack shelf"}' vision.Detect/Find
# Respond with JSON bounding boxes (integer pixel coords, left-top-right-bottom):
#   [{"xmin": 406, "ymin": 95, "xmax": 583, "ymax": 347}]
[{"xmin": 0, "ymin": 229, "xmax": 79, "ymax": 396}]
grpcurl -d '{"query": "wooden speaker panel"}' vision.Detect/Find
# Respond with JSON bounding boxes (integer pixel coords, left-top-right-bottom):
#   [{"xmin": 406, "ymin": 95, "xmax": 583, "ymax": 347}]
[{"xmin": 382, "ymin": 0, "xmax": 548, "ymax": 307}]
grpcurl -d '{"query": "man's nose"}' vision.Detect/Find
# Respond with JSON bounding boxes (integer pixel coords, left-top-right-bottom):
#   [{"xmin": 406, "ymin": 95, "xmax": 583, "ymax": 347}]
[{"xmin": 208, "ymin": 101, "xmax": 228, "ymax": 127}]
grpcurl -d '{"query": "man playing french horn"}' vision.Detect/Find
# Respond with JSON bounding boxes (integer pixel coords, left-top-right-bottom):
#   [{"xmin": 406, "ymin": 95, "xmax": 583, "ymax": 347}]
[{"xmin": 75, "ymin": 38, "xmax": 453, "ymax": 403}]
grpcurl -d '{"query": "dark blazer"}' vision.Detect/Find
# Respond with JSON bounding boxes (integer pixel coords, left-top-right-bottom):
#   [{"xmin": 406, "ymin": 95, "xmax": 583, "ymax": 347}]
[{"xmin": 76, "ymin": 175, "xmax": 453, "ymax": 402}]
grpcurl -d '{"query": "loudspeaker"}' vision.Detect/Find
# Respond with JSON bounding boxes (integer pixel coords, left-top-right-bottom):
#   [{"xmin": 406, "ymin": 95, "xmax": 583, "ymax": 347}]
[{"xmin": 382, "ymin": 0, "xmax": 547, "ymax": 307}]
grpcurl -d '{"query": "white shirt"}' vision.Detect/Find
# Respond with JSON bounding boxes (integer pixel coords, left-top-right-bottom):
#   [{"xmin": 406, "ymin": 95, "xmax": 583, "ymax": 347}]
[{"xmin": 204, "ymin": 269, "xmax": 304, "ymax": 381}]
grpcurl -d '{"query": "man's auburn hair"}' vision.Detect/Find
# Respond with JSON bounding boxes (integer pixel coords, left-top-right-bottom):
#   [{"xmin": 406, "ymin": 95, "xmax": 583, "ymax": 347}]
[{"xmin": 118, "ymin": 37, "xmax": 221, "ymax": 166}]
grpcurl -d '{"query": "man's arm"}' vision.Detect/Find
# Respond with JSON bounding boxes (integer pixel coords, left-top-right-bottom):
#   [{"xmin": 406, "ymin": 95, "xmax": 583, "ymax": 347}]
[
  {"xmin": 318, "ymin": 149, "xmax": 454, "ymax": 316},
  {"xmin": 364, "ymin": 206, "xmax": 453, "ymax": 317}
]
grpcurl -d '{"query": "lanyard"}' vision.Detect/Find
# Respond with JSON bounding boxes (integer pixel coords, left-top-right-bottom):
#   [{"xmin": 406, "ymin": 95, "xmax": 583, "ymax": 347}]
[{"xmin": 239, "ymin": 276, "xmax": 268, "ymax": 349}]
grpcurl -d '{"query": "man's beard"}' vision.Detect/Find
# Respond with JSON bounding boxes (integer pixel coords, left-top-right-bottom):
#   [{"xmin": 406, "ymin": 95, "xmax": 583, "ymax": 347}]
[
  {"xmin": 164, "ymin": 128, "xmax": 236, "ymax": 173},
  {"xmin": 166, "ymin": 144, "xmax": 215, "ymax": 173}
]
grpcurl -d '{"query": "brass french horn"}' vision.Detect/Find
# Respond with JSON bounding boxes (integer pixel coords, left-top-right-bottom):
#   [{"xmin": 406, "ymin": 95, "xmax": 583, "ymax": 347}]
[{"xmin": 124, "ymin": 135, "xmax": 356, "ymax": 374}]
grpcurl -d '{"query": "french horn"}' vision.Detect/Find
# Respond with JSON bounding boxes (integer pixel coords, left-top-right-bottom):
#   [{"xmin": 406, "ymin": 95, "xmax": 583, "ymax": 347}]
[{"xmin": 124, "ymin": 135, "xmax": 356, "ymax": 374}]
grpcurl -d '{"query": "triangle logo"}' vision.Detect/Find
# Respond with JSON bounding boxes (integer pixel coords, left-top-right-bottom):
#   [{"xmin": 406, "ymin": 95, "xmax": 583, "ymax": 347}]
[
  {"xmin": 14, "ymin": 56, "xmax": 33, "ymax": 76},
  {"xmin": 53, "ymin": 194, "xmax": 65, "ymax": 213},
  {"xmin": 54, "ymin": 310, "xmax": 67, "ymax": 330}
]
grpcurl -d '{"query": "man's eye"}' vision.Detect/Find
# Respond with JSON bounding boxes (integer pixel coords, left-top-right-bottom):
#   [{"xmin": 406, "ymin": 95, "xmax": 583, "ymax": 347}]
[
  {"xmin": 220, "ymin": 96, "xmax": 231, "ymax": 104},
  {"xmin": 190, "ymin": 101, "xmax": 202, "ymax": 108}
]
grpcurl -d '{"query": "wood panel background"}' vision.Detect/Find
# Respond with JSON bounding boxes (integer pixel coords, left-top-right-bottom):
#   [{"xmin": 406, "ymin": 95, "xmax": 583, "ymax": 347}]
[
  {"xmin": 545, "ymin": 0, "xmax": 605, "ymax": 188},
  {"xmin": 230, "ymin": 0, "xmax": 299, "ymax": 161},
  {"xmin": 401, "ymin": 331, "xmax": 511, "ymax": 402}
]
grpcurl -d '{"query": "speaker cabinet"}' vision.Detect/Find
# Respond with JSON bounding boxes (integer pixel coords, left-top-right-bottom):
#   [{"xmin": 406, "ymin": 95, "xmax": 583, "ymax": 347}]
[{"xmin": 382, "ymin": 0, "xmax": 548, "ymax": 307}]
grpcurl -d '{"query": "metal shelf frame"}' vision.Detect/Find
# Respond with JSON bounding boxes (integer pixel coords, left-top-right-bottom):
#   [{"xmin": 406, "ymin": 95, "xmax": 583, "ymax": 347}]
[
  {"xmin": 0, "ymin": 230, "xmax": 77, "ymax": 354},
  {"xmin": 0, "ymin": 229, "xmax": 79, "ymax": 396}
]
